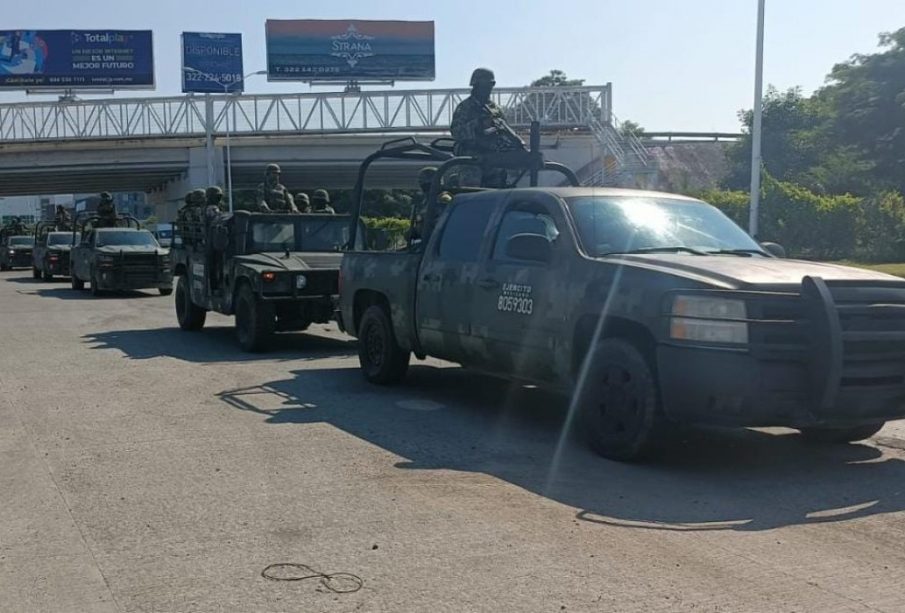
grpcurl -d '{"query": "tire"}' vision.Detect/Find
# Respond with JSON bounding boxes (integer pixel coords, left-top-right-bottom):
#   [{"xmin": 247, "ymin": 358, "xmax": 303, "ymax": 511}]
[
  {"xmin": 42, "ymin": 268, "xmax": 53, "ymax": 281},
  {"xmin": 32, "ymin": 266, "xmax": 41, "ymax": 279},
  {"xmin": 357, "ymin": 304, "xmax": 410, "ymax": 385},
  {"xmin": 235, "ymin": 284, "xmax": 274, "ymax": 352},
  {"xmin": 799, "ymin": 422, "xmax": 885, "ymax": 444},
  {"xmin": 71, "ymin": 272, "xmax": 85, "ymax": 290},
  {"xmin": 175, "ymin": 276, "xmax": 206, "ymax": 331},
  {"xmin": 90, "ymin": 269, "xmax": 103, "ymax": 297},
  {"xmin": 574, "ymin": 338, "xmax": 661, "ymax": 461},
  {"xmin": 159, "ymin": 287, "xmax": 173, "ymax": 296},
  {"xmin": 0, "ymin": 262, "xmax": 8, "ymax": 271}
]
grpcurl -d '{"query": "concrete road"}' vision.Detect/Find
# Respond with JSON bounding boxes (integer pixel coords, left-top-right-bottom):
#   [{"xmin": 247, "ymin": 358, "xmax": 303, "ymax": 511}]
[{"xmin": 3, "ymin": 270, "xmax": 905, "ymax": 613}]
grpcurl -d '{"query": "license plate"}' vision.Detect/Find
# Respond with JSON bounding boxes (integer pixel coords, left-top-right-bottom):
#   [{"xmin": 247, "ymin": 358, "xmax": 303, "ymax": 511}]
[{"xmin": 296, "ymin": 275, "xmax": 307, "ymax": 289}]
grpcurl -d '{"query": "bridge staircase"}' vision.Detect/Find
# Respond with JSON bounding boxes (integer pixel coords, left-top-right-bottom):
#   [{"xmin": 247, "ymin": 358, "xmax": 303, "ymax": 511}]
[{"xmin": 581, "ymin": 115, "xmax": 656, "ymax": 188}]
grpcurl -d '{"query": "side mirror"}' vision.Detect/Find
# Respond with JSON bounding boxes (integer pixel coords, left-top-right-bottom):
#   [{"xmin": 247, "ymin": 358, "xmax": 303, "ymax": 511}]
[
  {"xmin": 212, "ymin": 226, "xmax": 230, "ymax": 251},
  {"xmin": 760, "ymin": 241, "xmax": 786, "ymax": 258},
  {"xmin": 505, "ymin": 233, "xmax": 552, "ymax": 263}
]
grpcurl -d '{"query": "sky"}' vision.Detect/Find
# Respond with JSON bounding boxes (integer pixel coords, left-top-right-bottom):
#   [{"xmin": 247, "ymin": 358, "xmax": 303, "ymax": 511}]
[{"xmin": 2, "ymin": 0, "xmax": 904, "ymax": 132}]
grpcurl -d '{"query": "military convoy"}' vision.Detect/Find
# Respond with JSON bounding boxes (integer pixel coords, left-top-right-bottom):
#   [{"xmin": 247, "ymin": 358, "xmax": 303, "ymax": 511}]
[
  {"xmin": 69, "ymin": 214, "xmax": 173, "ymax": 296},
  {"xmin": 171, "ymin": 209, "xmax": 362, "ymax": 351},
  {"xmin": 32, "ymin": 222, "xmax": 76, "ymax": 280},
  {"xmin": 0, "ymin": 233, "xmax": 34, "ymax": 271},
  {"xmin": 337, "ymin": 134, "xmax": 905, "ymax": 460}
]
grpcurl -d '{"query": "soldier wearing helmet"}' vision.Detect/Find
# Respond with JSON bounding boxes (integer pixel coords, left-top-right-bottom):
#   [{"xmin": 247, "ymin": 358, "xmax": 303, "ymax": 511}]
[
  {"xmin": 96, "ymin": 192, "xmax": 118, "ymax": 227},
  {"xmin": 295, "ymin": 192, "xmax": 311, "ymax": 213},
  {"xmin": 204, "ymin": 186, "xmax": 226, "ymax": 221},
  {"xmin": 450, "ymin": 68, "xmax": 525, "ymax": 187},
  {"xmin": 255, "ymin": 163, "xmax": 297, "ymax": 213},
  {"xmin": 311, "ymin": 189, "xmax": 335, "ymax": 214}
]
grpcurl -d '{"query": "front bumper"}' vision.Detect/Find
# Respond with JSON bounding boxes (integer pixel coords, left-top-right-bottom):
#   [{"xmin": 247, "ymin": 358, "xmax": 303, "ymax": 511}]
[
  {"xmin": 96, "ymin": 267, "xmax": 173, "ymax": 290},
  {"xmin": 6, "ymin": 251, "xmax": 32, "ymax": 268},
  {"xmin": 657, "ymin": 278, "xmax": 905, "ymax": 428},
  {"xmin": 45, "ymin": 256, "xmax": 71, "ymax": 276}
]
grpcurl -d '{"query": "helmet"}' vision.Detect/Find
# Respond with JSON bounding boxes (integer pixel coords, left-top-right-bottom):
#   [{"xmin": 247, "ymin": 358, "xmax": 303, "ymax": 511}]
[
  {"xmin": 99, "ymin": 191, "xmax": 113, "ymax": 202},
  {"xmin": 266, "ymin": 163, "xmax": 281, "ymax": 174},
  {"xmin": 469, "ymin": 67, "xmax": 495, "ymax": 87},
  {"xmin": 295, "ymin": 193, "xmax": 310, "ymax": 205},
  {"xmin": 191, "ymin": 189, "xmax": 207, "ymax": 204},
  {"xmin": 418, "ymin": 166, "xmax": 438, "ymax": 188},
  {"xmin": 312, "ymin": 189, "xmax": 330, "ymax": 204},
  {"xmin": 205, "ymin": 186, "xmax": 223, "ymax": 201}
]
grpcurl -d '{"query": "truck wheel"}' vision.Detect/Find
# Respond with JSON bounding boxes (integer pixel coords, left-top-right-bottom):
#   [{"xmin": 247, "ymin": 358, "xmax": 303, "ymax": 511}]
[
  {"xmin": 159, "ymin": 287, "xmax": 173, "ymax": 296},
  {"xmin": 0, "ymin": 262, "xmax": 9, "ymax": 271},
  {"xmin": 42, "ymin": 269, "xmax": 53, "ymax": 281},
  {"xmin": 358, "ymin": 305, "xmax": 410, "ymax": 384},
  {"xmin": 574, "ymin": 339, "xmax": 661, "ymax": 461},
  {"xmin": 90, "ymin": 269, "xmax": 103, "ymax": 297},
  {"xmin": 71, "ymin": 273, "xmax": 84, "ymax": 290},
  {"xmin": 175, "ymin": 276, "xmax": 206, "ymax": 331},
  {"xmin": 798, "ymin": 422, "xmax": 885, "ymax": 444},
  {"xmin": 235, "ymin": 284, "xmax": 274, "ymax": 352},
  {"xmin": 32, "ymin": 266, "xmax": 41, "ymax": 279}
]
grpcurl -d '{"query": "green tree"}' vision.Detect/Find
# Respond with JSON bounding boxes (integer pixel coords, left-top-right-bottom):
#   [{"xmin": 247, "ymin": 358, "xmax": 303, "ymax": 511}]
[{"xmin": 530, "ymin": 69, "xmax": 585, "ymax": 88}]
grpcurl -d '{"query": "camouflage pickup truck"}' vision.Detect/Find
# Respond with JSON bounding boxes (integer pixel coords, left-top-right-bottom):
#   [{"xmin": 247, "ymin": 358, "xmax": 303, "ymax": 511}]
[
  {"xmin": 32, "ymin": 222, "xmax": 76, "ymax": 280},
  {"xmin": 0, "ymin": 234, "xmax": 34, "ymax": 271},
  {"xmin": 338, "ymin": 139, "xmax": 905, "ymax": 460}
]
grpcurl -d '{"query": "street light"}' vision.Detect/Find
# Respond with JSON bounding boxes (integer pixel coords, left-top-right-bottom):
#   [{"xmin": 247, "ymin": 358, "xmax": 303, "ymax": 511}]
[
  {"xmin": 182, "ymin": 68, "xmax": 268, "ymax": 212},
  {"xmin": 748, "ymin": 0, "xmax": 766, "ymax": 237}
]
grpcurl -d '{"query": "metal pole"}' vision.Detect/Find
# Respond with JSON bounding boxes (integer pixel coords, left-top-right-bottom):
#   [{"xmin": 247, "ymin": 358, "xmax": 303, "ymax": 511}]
[
  {"xmin": 225, "ymin": 89, "xmax": 234, "ymax": 213},
  {"xmin": 204, "ymin": 94, "xmax": 215, "ymax": 186},
  {"xmin": 748, "ymin": 0, "xmax": 766, "ymax": 238}
]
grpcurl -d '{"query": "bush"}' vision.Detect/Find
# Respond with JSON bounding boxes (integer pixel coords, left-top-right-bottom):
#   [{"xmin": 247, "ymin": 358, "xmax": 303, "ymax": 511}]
[
  {"xmin": 855, "ymin": 191, "xmax": 905, "ymax": 262},
  {"xmin": 362, "ymin": 216, "xmax": 411, "ymax": 251}
]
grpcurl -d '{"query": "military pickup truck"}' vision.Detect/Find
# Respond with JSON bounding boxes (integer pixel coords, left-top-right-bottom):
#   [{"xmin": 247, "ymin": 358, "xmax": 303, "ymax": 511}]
[
  {"xmin": 32, "ymin": 222, "xmax": 76, "ymax": 280},
  {"xmin": 0, "ymin": 234, "xmax": 34, "ymax": 271},
  {"xmin": 70, "ymin": 215, "xmax": 173, "ymax": 296},
  {"xmin": 338, "ymin": 138, "xmax": 905, "ymax": 460},
  {"xmin": 172, "ymin": 210, "xmax": 363, "ymax": 351}
]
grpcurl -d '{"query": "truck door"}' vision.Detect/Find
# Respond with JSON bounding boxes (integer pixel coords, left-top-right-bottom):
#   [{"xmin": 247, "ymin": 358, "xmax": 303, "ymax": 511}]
[
  {"xmin": 470, "ymin": 195, "xmax": 567, "ymax": 380},
  {"xmin": 73, "ymin": 231, "xmax": 92, "ymax": 279},
  {"xmin": 415, "ymin": 192, "xmax": 499, "ymax": 363}
]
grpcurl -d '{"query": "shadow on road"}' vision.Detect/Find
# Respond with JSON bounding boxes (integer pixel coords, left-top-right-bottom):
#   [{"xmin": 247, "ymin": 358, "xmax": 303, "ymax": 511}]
[
  {"xmin": 26, "ymin": 288, "xmax": 161, "ymax": 300},
  {"xmin": 83, "ymin": 326, "xmax": 357, "ymax": 363},
  {"xmin": 217, "ymin": 364, "xmax": 905, "ymax": 532},
  {"xmin": 3, "ymin": 274, "xmax": 43, "ymax": 284}
]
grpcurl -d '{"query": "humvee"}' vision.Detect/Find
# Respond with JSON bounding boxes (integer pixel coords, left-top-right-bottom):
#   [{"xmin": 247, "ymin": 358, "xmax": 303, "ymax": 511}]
[
  {"xmin": 69, "ymin": 214, "xmax": 173, "ymax": 296},
  {"xmin": 172, "ymin": 209, "xmax": 363, "ymax": 351},
  {"xmin": 338, "ymin": 132, "xmax": 905, "ymax": 460}
]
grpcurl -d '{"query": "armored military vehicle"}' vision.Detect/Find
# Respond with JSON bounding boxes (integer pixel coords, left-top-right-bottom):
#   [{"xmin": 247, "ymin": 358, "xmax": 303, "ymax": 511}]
[
  {"xmin": 338, "ymin": 133, "xmax": 905, "ymax": 460},
  {"xmin": 69, "ymin": 214, "xmax": 173, "ymax": 296},
  {"xmin": 32, "ymin": 222, "xmax": 76, "ymax": 280},
  {"xmin": 172, "ymin": 209, "xmax": 363, "ymax": 351}
]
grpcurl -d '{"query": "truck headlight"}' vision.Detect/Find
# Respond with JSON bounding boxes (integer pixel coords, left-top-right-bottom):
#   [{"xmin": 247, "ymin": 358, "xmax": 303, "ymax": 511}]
[{"xmin": 669, "ymin": 295, "xmax": 748, "ymax": 344}]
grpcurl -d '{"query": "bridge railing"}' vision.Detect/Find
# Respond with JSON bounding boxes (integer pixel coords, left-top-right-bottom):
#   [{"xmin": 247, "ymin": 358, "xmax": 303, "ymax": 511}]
[{"xmin": 0, "ymin": 85, "xmax": 611, "ymax": 143}]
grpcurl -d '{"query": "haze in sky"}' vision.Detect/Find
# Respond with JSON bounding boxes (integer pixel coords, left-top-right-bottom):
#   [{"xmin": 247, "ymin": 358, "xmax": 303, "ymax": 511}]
[{"xmin": 3, "ymin": 0, "xmax": 904, "ymax": 131}]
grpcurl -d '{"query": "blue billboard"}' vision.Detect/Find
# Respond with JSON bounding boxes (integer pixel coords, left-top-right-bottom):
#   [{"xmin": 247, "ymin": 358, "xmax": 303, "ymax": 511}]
[
  {"xmin": 0, "ymin": 30, "xmax": 154, "ymax": 89},
  {"xmin": 181, "ymin": 32, "xmax": 244, "ymax": 93},
  {"xmin": 266, "ymin": 20, "xmax": 435, "ymax": 81}
]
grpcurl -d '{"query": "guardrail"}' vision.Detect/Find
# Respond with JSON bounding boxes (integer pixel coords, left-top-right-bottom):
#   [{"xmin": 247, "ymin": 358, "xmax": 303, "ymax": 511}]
[{"xmin": 0, "ymin": 85, "xmax": 612, "ymax": 144}]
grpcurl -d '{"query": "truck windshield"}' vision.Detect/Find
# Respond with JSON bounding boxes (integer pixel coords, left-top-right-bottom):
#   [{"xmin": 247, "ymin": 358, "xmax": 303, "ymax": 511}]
[
  {"xmin": 47, "ymin": 233, "xmax": 76, "ymax": 246},
  {"xmin": 8, "ymin": 237, "xmax": 34, "ymax": 247},
  {"xmin": 567, "ymin": 196, "xmax": 763, "ymax": 257},
  {"xmin": 250, "ymin": 218, "xmax": 352, "ymax": 252},
  {"xmin": 96, "ymin": 231, "xmax": 158, "ymax": 248}
]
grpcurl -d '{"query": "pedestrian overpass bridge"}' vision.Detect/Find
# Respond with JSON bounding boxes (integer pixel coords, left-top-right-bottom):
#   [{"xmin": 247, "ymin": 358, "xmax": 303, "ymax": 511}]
[{"xmin": 0, "ymin": 85, "xmax": 651, "ymax": 217}]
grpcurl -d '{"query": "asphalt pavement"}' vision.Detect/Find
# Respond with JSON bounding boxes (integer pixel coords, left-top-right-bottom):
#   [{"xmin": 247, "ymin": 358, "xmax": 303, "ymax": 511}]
[{"xmin": 3, "ymin": 269, "xmax": 905, "ymax": 612}]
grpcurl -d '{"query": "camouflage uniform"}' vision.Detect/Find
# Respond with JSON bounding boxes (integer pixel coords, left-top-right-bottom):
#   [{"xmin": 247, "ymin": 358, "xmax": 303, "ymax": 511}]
[
  {"xmin": 178, "ymin": 189, "xmax": 206, "ymax": 223},
  {"xmin": 54, "ymin": 206, "xmax": 72, "ymax": 231},
  {"xmin": 204, "ymin": 186, "xmax": 226, "ymax": 223},
  {"xmin": 96, "ymin": 192, "xmax": 118, "ymax": 228},
  {"xmin": 450, "ymin": 68, "xmax": 524, "ymax": 187},
  {"xmin": 410, "ymin": 167, "xmax": 453, "ymax": 243},
  {"xmin": 311, "ymin": 189, "xmax": 335, "ymax": 214},
  {"xmin": 255, "ymin": 164, "xmax": 297, "ymax": 213}
]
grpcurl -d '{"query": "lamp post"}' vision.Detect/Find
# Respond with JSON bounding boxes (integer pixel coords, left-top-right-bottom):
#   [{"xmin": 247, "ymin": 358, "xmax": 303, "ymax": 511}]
[
  {"xmin": 748, "ymin": 0, "xmax": 766, "ymax": 237},
  {"xmin": 182, "ymin": 68, "xmax": 267, "ymax": 212}
]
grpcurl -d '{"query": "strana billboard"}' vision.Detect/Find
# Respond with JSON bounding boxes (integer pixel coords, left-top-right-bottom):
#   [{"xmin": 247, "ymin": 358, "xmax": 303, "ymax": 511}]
[
  {"xmin": 0, "ymin": 30, "xmax": 154, "ymax": 90},
  {"xmin": 265, "ymin": 20, "xmax": 435, "ymax": 82}
]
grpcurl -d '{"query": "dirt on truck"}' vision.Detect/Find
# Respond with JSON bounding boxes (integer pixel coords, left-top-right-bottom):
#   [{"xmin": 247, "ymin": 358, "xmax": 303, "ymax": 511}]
[{"xmin": 337, "ymin": 136, "xmax": 905, "ymax": 461}]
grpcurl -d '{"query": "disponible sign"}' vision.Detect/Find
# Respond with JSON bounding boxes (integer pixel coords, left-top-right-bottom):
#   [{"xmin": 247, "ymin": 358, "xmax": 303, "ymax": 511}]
[
  {"xmin": 181, "ymin": 32, "xmax": 244, "ymax": 93},
  {"xmin": 0, "ymin": 30, "xmax": 154, "ymax": 89},
  {"xmin": 265, "ymin": 19, "xmax": 435, "ymax": 81}
]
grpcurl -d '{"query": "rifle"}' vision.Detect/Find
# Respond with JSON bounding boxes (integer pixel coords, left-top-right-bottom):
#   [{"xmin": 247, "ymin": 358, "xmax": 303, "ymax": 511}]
[{"xmin": 482, "ymin": 104, "xmax": 526, "ymax": 151}]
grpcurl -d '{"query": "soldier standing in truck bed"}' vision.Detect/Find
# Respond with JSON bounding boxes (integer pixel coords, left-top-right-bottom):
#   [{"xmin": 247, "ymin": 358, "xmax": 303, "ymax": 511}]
[{"xmin": 256, "ymin": 164, "xmax": 297, "ymax": 213}]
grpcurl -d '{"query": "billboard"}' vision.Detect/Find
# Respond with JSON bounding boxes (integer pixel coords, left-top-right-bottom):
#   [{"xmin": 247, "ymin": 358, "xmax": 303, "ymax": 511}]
[
  {"xmin": 265, "ymin": 20, "xmax": 435, "ymax": 82},
  {"xmin": 181, "ymin": 32, "xmax": 244, "ymax": 93},
  {"xmin": 0, "ymin": 30, "xmax": 154, "ymax": 89}
]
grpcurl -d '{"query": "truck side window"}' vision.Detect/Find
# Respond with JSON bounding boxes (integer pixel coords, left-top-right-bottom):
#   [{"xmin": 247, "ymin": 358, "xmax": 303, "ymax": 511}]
[
  {"xmin": 437, "ymin": 199, "xmax": 495, "ymax": 262},
  {"xmin": 492, "ymin": 208, "xmax": 559, "ymax": 262}
]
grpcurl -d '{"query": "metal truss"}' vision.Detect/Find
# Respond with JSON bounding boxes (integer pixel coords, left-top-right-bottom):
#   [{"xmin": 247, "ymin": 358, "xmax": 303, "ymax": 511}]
[{"xmin": 0, "ymin": 85, "xmax": 611, "ymax": 143}]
